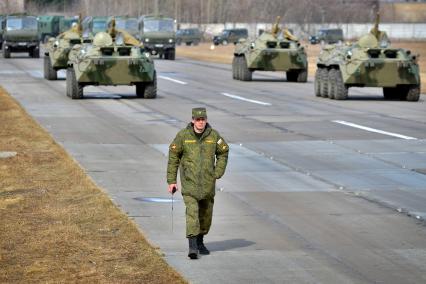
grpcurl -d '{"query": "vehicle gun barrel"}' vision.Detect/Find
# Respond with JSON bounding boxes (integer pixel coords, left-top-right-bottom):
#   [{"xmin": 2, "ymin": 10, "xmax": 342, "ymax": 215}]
[
  {"xmin": 370, "ymin": 12, "xmax": 380, "ymax": 40},
  {"xmin": 271, "ymin": 16, "xmax": 281, "ymax": 37}
]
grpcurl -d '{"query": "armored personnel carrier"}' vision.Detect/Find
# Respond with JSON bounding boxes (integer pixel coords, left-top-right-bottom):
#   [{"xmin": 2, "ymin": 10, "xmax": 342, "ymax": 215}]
[
  {"xmin": 232, "ymin": 17, "xmax": 308, "ymax": 82},
  {"xmin": 315, "ymin": 14, "xmax": 420, "ymax": 101},
  {"xmin": 44, "ymin": 17, "xmax": 86, "ymax": 80},
  {"xmin": 66, "ymin": 19, "xmax": 156, "ymax": 99}
]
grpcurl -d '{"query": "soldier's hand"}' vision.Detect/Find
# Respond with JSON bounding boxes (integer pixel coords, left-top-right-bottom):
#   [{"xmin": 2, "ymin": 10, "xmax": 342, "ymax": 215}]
[{"xmin": 168, "ymin": 184, "xmax": 178, "ymax": 194}]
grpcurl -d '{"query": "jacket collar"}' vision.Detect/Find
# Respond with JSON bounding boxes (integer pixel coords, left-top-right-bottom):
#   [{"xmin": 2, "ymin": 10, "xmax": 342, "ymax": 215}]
[{"xmin": 187, "ymin": 122, "xmax": 212, "ymax": 140}]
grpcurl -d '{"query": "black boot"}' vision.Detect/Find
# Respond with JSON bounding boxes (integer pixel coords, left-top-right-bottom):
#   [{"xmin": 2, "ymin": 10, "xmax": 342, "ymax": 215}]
[
  {"xmin": 197, "ymin": 235, "xmax": 210, "ymax": 255},
  {"xmin": 188, "ymin": 237, "xmax": 198, "ymax": 259}
]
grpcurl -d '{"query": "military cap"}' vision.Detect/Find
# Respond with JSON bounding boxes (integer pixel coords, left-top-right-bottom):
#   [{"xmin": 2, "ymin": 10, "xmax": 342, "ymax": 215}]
[{"xmin": 192, "ymin": 107, "xmax": 207, "ymax": 119}]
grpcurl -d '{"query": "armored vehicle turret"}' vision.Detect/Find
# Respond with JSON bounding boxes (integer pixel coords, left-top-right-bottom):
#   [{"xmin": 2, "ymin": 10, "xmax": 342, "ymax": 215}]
[
  {"xmin": 232, "ymin": 17, "xmax": 308, "ymax": 82},
  {"xmin": 66, "ymin": 18, "xmax": 156, "ymax": 99},
  {"xmin": 315, "ymin": 14, "xmax": 421, "ymax": 101}
]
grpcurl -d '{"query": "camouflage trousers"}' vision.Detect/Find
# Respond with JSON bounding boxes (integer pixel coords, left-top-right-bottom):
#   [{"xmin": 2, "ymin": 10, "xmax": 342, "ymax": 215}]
[{"xmin": 183, "ymin": 195, "xmax": 214, "ymax": 238}]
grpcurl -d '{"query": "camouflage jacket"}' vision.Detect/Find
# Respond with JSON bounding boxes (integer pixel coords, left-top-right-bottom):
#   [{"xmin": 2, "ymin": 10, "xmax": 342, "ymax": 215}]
[{"xmin": 167, "ymin": 123, "xmax": 229, "ymax": 200}]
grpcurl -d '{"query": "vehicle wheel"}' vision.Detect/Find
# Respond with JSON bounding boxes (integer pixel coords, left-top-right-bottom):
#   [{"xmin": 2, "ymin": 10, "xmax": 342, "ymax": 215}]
[
  {"xmin": 232, "ymin": 56, "xmax": 238, "ymax": 80},
  {"xmin": 159, "ymin": 53, "xmax": 164, "ymax": 59},
  {"xmin": 334, "ymin": 70, "xmax": 348, "ymax": 100},
  {"xmin": 320, "ymin": 69, "xmax": 329, "ymax": 98},
  {"xmin": 143, "ymin": 71, "xmax": 157, "ymax": 99},
  {"xmin": 402, "ymin": 85, "xmax": 420, "ymax": 102},
  {"xmin": 327, "ymin": 69, "xmax": 337, "ymax": 99},
  {"xmin": 240, "ymin": 56, "xmax": 252, "ymax": 81},
  {"xmin": 186, "ymin": 42, "xmax": 191, "ymax": 46},
  {"xmin": 44, "ymin": 55, "xmax": 57, "ymax": 80},
  {"xmin": 222, "ymin": 40, "xmax": 228, "ymax": 45},
  {"xmin": 236, "ymin": 56, "xmax": 244, "ymax": 80},
  {"xmin": 383, "ymin": 87, "xmax": 398, "ymax": 100},
  {"xmin": 297, "ymin": 67, "xmax": 308, "ymax": 83},
  {"xmin": 176, "ymin": 39, "xmax": 181, "ymax": 46},
  {"xmin": 3, "ymin": 45, "xmax": 10, "ymax": 58},
  {"xmin": 314, "ymin": 68, "xmax": 322, "ymax": 97},
  {"xmin": 168, "ymin": 49, "xmax": 175, "ymax": 60},
  {"xmin": 33, "ymin": 47, "xmax": 40, "ymax": 58},
  {"xmin": 67, "ymin": 67, "xmax": 83, "ymax": 99},
  {"xmin": 193, "ymin": 40, "xmax": 199, "ymax": 46}
]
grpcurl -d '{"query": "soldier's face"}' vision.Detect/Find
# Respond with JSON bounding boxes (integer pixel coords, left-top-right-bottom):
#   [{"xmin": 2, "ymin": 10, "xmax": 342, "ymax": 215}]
[{"xmin": 192, "ymin": 117, "xmax": 207, "ymax": 133}]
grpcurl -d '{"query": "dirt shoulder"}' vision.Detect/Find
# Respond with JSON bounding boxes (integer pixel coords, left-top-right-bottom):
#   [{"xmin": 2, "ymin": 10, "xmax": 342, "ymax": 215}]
[
  {"xmin": 0, "ymin": 88, "xmax": 186, "ymax": 283},
  {"xmin": 177, "ymin": 41, "xmax": 426, "ymax": 94}
]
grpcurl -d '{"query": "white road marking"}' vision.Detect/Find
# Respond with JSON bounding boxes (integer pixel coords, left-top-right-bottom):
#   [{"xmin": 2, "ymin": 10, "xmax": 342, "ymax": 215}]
[
  {"xmin": 333, "ymin": 120, "xmax": 417, "ymax": 140},
  {"xmin": 159, "ymin": 75, "xmax": 188, "ymax": 85},
  {"xmin": 221, "ymin": 92, "xmax": 271, "ymax": 106}
]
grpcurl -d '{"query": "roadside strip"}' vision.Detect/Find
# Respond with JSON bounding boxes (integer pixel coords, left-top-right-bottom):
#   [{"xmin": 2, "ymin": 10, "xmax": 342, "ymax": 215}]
[
  {"xmin": 333, "ymin": 120, "xmax": 418, "ymax": 140},
  {"xmin": 221, "ymin": 92, "xmax": 272, "ymax": 106}
]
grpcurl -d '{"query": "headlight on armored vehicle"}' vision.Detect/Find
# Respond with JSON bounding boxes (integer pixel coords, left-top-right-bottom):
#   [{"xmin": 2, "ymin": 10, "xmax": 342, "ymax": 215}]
[
  {"xmin": 54, "ymin": 40, "xmax": 59, "ymax": 47},
  {"xmin": 168, "ymin": 39, "xmax": 173, "ymax": 43},
  {"xmin": 145, "ymin": 38, "xmax": 150, "ymax": 42},
  {"xmin": 250, "ymin": 42, "xmax": 255, "ymax": 49},
  {"xmin": 346, "ymin": 50, "xmax": 352, "ymax": 59}
]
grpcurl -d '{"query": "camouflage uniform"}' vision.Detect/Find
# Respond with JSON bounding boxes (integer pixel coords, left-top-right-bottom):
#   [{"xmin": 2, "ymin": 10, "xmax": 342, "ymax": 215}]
[{"xmin": 167, "ymin": 110, "xmax": 229, "ymax": 238}]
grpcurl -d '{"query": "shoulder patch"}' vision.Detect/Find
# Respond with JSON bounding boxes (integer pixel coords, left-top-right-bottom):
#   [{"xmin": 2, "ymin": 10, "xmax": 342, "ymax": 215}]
[{"xmin": 217, "ymin": 138, "xmax": 223, "ymax": 145}]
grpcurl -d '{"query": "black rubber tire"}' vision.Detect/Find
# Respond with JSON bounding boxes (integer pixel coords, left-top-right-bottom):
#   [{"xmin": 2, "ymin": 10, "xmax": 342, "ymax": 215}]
[
  {"xmin": 334, "ymin": 70, "xmax": 348, "ymax": 100},
  {"xmin": 143, "ymin": 71, "xmax": 157, "ymax": 99},
  {"xmin": 286, "ymin": 71, "xmax": 297, "ymax": 82},
  {"xmin": 168, "ymin": 48, "xmax": 175, "ymax": 60},
  {"xmin": 232, "ymin": 56, "xmax": 238, "ymax": 80},
  {"xmin": 237, "ymin": 56, "xmax": 244, "ymax": 80},
  {"xmin": 185, "ymin": 42, "xmax": 191, "ymax": 46},
  {"xmin": 67, "ymin": 67, "xmax": 83, "ymax": 99},
  {"xmin": 193, "ymin": 40, "xmax": 199, "ymax": 46},
  {"xmin": 44, "ymin": 55, "xmax": 57, "ymax": 80},
  {"xmin": 240, "ymin": 56, "xmax": 252, "ymax": 81},
  {"xmin": 33, "ymin": 47, "xmax": 40, "ymax": 58},
  {"xmin": 402, "ymin": 85, "xmax": 420, "ymax": 102},
  {"xmin": 176, "ymin": 39, "xmax": 181, "ymax": 46},
  {"xmin": 3, "ymin": 45, "xmax": 10, "ymax": 58},
  {"xmin": 327, "ymin": 69, "xmax": 337, "ymax": 99},
  {"xmin": 314, "ymin": 68, "xmax": 322, "ymax": 97},
  {"xmin": 297, "ymin": 68, "xmax": 308, "ymax": 83},
  {"xmin": 320, "ymin": 69, "xmax": 329, "ymax": 98}
]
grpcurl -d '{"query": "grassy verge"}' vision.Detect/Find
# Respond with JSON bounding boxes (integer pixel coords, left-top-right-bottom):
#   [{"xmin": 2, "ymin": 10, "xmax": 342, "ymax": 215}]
[
  {"xmin": 0, "ymin": 87, "xmax": 186, "ymax": 283},
  {"xmin": 177, "ymin": 41, "xmax": 426, "ymax": 94}
]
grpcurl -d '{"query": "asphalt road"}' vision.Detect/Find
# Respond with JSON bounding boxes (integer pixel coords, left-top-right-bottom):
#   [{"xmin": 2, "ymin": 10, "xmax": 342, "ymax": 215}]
[{"xmin": 1, "ymin": 52, "xmax": 426, "ymax": 284}]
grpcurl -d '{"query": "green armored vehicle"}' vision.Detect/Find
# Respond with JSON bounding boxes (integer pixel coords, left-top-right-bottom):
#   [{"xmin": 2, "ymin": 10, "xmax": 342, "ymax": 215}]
[
  {"xmin": 2, "ymin": 14, "xmax": 39, "ymax": 58},
  {"xmin": 66, "ymin": 19, "xmax": 156, "ymax": 99},
  {"xmin": 44, "ymin": 17, "xmax": 86, "ymax": 80},
  {"xmin": 315, "ymin": 14, "xmax": 421, "ymax": 101},
  {"xmin": 232, "ymin": 17, "xmax": 308, "ymax": 82},
  {"xmin": 137, "ymin": 15, "xmax": 175, "ymax": 60}
]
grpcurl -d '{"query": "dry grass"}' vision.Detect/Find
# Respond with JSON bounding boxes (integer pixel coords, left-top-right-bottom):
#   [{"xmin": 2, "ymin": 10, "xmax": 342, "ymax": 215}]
[
  {"xmin": 0, "ymin": 87, "xmax": 186, "ymax": 283},
  {"xmin": 177, "ymin": 41, "xmax": 426, "ymax": 93}
]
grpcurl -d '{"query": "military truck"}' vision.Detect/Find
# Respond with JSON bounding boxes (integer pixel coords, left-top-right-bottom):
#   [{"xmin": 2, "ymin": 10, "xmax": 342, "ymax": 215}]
[
  {"xmin": 232, "ymin": 17, "xmax": 308, "ymax": 82},
  {"xmin": 137, "ymin": 15, "xmax": 175, "ymax": 60},
  {"xmin": 44, "ymin": 16, "xmax": 87, "ymax": 80},
  {"xmin": 38, "ymin": 15, "xmax": 63, "ymax": 42},
  {"xmin": 213, "ymin": 28, "xmax": 248, "ymax": 45},
  {"xmin": 309, "ymin": 28, "xmax": 343, "ymax": 45},
  {"xmin": 82, "ymin": 16, "xmax": 108, "ymax": 36},
  {"xmin": 108, "ymin": 16, "xmax": 138, "ymax": 39},
  {"xmin": 315, "ymin": 14, "xmax": 420, "ymax": 101},
  {"xmin": 0, "ymin": 15, "xmax": 5, "ymax": 49},
  {"xmin": 176, "ymin": 28, "xmax": 202, "ymax": 46},
  {"xmin": 1, "ymin": 14, "xmax": 39, "ymax": 58},
  {"xmin": 66, "ymin": 19, "xmax": 156, "ymax": 99}
]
